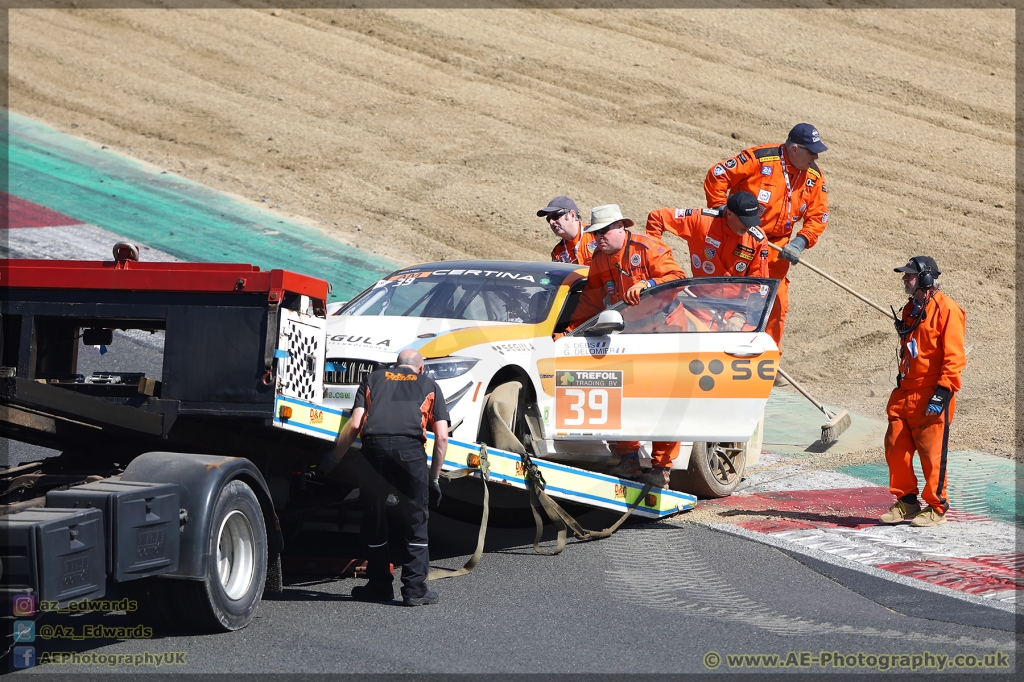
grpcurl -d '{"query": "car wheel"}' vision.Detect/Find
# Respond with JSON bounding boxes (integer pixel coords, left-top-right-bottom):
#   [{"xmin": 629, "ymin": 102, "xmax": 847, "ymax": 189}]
[
  {"xmin": 671, "ymin": 441, "xmax": 746, "ymax": 498},
  {"xmin": 176, "ymin": 479, "xmax": 268, "ymax": 632}
]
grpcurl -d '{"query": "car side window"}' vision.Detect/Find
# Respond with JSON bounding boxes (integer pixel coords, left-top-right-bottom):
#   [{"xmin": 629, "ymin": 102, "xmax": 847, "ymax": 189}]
[
  {"xmin": 615, "ymin": 278, "xmax": 777, "ymax": 334},
  {"xmin": 553, "ymin": 280, "xmax": 588, "ymax": 333}
]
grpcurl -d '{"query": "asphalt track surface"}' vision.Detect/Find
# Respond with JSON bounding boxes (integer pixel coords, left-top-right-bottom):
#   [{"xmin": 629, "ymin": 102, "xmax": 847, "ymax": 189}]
[{"xmin": 3, "ymin": 513, "xmax": 1017, "ymax": 676}]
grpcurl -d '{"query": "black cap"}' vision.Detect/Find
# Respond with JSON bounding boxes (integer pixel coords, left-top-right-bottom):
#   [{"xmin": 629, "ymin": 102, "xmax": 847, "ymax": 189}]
[
  {"xmin": 787, "ymin": 123, "xmax": 828, "ymax": 154},
  {"xmin": 537, "ymin": 196, "xmax": 579, "ymax": 218},
  {"xmin": 726, "ymin": 191, "xmax": 761, "ymax": 228},
  {"xmin": 894, "ymin": 256, "xmax": 940, "ymax": 276}
]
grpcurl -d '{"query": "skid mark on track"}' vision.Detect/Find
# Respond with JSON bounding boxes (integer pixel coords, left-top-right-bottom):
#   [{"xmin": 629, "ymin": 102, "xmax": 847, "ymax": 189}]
[{"xmin": 602, "ymin": 531, "xmax": 1013, "ymax": 648}]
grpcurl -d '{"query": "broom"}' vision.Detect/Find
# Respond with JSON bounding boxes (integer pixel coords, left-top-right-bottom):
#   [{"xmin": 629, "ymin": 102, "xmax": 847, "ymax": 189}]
[
  {"xmin": 765, "ymin": 242, "xmax": 891, "ymax": 318},
  {"xmin": 775, "ymin": 367, "xmax": 852, "ymax": 444}
]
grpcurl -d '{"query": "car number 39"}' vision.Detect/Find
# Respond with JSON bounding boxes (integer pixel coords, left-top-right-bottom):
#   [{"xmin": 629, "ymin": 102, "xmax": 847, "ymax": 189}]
[{"xmin": 556, "ymin": 387, "xmax": 622, "ymax": 430}]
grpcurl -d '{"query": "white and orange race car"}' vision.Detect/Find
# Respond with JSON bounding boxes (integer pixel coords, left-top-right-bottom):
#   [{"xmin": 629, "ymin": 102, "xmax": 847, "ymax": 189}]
[{"xmin": 323, "ymin": 260, "xmax": 779, "ymax": 497}]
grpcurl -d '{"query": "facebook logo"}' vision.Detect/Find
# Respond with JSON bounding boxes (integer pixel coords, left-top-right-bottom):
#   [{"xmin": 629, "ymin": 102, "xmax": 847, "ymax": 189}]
[{"xmin": 13, "ymin": 646, "xmax": 35, "ymax": 668}]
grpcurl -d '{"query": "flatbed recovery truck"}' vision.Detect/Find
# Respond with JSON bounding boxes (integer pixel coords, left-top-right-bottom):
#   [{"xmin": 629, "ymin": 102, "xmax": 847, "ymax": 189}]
[{"xmin": 0, "ymin": 256, "xmax": 695, "ymax": 633}]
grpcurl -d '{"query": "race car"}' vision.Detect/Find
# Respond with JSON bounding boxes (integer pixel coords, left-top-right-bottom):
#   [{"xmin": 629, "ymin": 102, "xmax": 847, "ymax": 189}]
[{"xmin": 323, "ymin": 260, "xmax": 779, "ymax": 497}]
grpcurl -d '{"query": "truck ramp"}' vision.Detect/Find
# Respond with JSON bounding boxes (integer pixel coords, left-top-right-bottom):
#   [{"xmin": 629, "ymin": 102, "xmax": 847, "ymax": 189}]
[{"xmin": 429, "ymin": 434, "xmax": 696, "ymax": 519}]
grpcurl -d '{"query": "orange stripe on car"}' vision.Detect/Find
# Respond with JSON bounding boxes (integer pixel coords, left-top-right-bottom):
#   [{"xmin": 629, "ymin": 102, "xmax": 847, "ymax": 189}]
[{"xmin": 548, "ymin": 351, "xmax": 779, "ymax": 398}]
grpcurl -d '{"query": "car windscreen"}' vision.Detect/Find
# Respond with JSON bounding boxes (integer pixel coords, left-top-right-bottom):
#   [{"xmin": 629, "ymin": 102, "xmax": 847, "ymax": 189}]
[
  {"xmin": 337, "ymin": 266, "xmax": 571, "ymax": 323},
  {"xmin": 573, "ymin": 277, "xmax": 779, "ymax": 334}
]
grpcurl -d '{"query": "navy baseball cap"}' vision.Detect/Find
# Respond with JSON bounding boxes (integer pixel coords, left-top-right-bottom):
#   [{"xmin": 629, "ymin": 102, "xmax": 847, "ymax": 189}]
[
  {"xmin": 787, "ymin": 123, "xmax": 828, "ymax": 154},
  {"xmin": 726, "ymin": 191, "xmax": 761, "ymax": 228},
  {"xmin": 895, "ymin": 256, "xmax": 940, "ymax": 276},
  {"xmin": 537, "ymin": 196, "xmax": 579, "ymax": 218}
]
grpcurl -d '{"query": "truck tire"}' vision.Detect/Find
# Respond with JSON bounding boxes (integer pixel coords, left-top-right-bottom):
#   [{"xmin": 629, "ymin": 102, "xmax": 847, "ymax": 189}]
[
  {"xmin": 178, "ymin": 480, "xmax": 267, "ymax": 632},
  {"xmin": 671, "ymin": 441, "xmax": 746, "ymax": 498}
]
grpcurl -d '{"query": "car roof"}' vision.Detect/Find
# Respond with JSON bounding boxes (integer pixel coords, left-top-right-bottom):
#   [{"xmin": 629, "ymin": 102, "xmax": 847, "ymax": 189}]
[{"xmin": 395, "ymin": 260, "xmax": 585, "ymax": 276}]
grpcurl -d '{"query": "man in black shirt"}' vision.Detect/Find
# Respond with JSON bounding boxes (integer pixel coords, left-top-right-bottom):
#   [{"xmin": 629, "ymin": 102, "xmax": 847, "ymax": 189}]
[{"xmin": 323, "ymin": 349, "xmax": 450, "ymax": 606}]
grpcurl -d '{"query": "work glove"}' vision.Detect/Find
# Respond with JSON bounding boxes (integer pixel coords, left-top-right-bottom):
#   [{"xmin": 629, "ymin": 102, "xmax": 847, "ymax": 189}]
[
  {"xmin": 779, "ymin": 235, "xmax": 808, "ymax": 264},
  {"xmin": 624, "ymin": 280, "xmax": 650, "ymax": 306},
  {"xmin": 722, "ymin": 314, "xmax": 746, "ymax": 332},
  {"xmin": 926, "ymin": 386, "xmax": 951, "ymax": 415},
  {"xmin": 428, "ymin": 478, "xmax": 442, "ymax": 510}
]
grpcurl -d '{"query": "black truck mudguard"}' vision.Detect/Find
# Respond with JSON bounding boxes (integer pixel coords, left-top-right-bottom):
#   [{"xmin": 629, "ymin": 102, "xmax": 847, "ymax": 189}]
[{"xmin": 120, "ymin": 452, "xmax": 283, "ymax": 580}]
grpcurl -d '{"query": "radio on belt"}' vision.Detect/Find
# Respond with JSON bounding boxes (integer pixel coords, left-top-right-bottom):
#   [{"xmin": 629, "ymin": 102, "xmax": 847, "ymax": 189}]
[
  {"xmin": 0, "ymin": 507, "xmax": 106, "ymax": 604},
  {"xmin": 46, "ymin": 480, "xmax": 181, "ymax": 582}
]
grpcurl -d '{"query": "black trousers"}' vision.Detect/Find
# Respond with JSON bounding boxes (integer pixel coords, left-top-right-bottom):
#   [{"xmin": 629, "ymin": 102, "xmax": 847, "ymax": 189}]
[{"xmin": 358, "ymin": 436, "xmax": 430, "ymax": 600}]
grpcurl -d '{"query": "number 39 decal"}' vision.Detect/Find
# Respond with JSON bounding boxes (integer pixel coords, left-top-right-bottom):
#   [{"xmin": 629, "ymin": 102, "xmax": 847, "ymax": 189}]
[{"xmin": 555, "ymin": 370, "xmax": 623, "ymax": 431}]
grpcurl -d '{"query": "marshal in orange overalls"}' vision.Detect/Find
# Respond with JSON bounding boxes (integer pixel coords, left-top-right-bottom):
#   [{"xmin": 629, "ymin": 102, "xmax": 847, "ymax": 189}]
[
  {"xmin": 646, "ymin": 207, "xmax": 769, "ymax": 279},
  {"xmin": 885, "ymin": 290, "xmax": 966, "ymax": 514},
  {"xmin": 704, "ymin": 144, "xmax": 828, "ymax": 350},
  {"xmin": 551, "ymin": 228, "xmax": 597, "ymax": 266},
  {"xmin": 567, "ymin": 232, "xmax": 686, "ymax": 468}
]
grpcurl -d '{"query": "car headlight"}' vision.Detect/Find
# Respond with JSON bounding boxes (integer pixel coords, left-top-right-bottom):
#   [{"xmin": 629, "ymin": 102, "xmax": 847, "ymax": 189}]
[{"xmin": 422, "ymin": 357, "xmax": 478, "ymax": 381}]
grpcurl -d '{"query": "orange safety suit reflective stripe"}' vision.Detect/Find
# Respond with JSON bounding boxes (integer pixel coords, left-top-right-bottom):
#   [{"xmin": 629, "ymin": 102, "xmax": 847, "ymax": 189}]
[
  {"xmin": 645, "ymin": 207, "xmax": 769, "ymax": 278},
  {"xmin": 566, "ymin": 233, "xmax": 686, "ymax": 469},
  {"xmin": 551, "ymin": 227, "xmax": 596, "ymax": 265},
  {"xmin": 884, "ymin": 290, "xmax": 966, "ymax": 513},
  {"xmin": 704, "ymin": 144, "xmax": 829, "ymax": 351}
]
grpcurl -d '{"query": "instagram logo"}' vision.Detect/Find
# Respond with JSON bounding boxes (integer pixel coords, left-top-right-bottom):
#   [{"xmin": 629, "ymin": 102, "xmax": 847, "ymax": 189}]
[{"xmin": 13, "ymin": 595, "xmax": 35, "ymax": 617}]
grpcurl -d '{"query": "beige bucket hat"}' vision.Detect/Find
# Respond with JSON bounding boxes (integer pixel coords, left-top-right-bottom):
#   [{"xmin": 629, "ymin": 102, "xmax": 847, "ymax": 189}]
[{"xmin": 583, "ymin": 204, "xmax": 635, "ymax": 232}]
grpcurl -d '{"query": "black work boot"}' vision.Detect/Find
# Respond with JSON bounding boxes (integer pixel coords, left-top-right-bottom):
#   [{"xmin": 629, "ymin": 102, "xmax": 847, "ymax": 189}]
[{"xmin": 403, "ymin": 590, "xmax": 439, "ymax": 607}]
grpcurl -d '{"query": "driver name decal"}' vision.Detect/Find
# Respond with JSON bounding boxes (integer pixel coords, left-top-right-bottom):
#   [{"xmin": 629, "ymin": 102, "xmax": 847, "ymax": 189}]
[{"xmin": 563, "ymin": 340, "xmax": 627, "ymax": 356}]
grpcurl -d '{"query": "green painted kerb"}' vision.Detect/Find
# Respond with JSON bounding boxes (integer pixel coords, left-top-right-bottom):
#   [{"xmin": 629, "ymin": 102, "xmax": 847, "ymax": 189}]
[
  {"xmin": 5, "ymin": 111, "xmax": 395, "ymax": 300},
  {"xmin": 842, "ymin": 452, "xmax": 1022, "ymax": 525}
]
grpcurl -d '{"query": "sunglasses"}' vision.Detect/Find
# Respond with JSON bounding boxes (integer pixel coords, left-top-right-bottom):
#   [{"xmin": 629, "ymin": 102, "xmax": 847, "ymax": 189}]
[
  {"xmin": 547, "ymin": 209, "xmax": 572, "ymax": 222},
  {"xmin": 591, "ymin": 224, "xmax": 622, "ymax": 237}
]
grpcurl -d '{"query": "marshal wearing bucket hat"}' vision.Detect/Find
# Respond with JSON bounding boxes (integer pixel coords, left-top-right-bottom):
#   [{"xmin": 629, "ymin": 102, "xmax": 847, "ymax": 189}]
[{"xmin": 583, "ymin": 204, "xmax": 635, "ymax": 233}]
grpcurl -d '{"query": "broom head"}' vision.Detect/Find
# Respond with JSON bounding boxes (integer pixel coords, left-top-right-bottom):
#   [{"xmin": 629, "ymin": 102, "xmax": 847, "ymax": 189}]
[{"xmin": 820, "ymin": 409, "xmax": 851, "ymax": 444}]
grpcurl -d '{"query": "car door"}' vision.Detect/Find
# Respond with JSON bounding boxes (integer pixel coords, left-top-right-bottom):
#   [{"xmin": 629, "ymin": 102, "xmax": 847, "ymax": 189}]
[{"xmin": 553, "ymin": 277, "xmax": 779, "ymax": 443}]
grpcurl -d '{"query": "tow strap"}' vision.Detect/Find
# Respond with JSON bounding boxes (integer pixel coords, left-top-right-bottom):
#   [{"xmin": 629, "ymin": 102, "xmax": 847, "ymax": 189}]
[
  {"xmin": 518, "ymin": 448, "xmax": 653, "ymax": 556},
  {"xmin": 426, "ymin": 444, "xmax": 653, "ymax": 579},
  {"xmin": 426, "ymin": 446, "xmax": 490, "ymax": 581}
]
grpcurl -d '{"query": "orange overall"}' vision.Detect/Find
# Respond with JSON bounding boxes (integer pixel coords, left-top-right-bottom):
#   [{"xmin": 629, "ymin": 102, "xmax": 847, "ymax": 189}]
[
  {"xmin": 646, "ymin": 207, "xmax": 769, "ymax": 279},
  {"xmin": 551, "ymin": 228, "xmax": 597, "ymax": 265},
  {"xmin": 704, "ymin": 144, "xmax": 828, "ymax": 351},
  {"xmin": 567, "ymin": 233, "xmax": 686, "ymax": 467},
  {"xmin": 884, "ymin": 290, "xmax": 966, "ymax": 513},
  {"xmin": 647, "ymin": 207, "xmax": 769, "ymax": 331}
]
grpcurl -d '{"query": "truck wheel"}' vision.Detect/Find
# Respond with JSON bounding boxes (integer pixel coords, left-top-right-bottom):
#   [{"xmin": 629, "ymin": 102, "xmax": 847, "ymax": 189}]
[
  {"xmin": 671, "ymin": 441, "xmax": 746, "ymax": 498},
  {"xmin": 179, "ymin": 480, "xmax": 267, "ymax": 632}
]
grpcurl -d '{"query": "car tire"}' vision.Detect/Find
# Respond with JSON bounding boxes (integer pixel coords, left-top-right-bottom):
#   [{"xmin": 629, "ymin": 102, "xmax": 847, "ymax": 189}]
[
  {"xmin": 671, "ymin": 441, "xmax": 746, "ymax": 498},
  {"xmin": 177, "ymin": 479, "xmax": 268, "ymax": 632}
]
